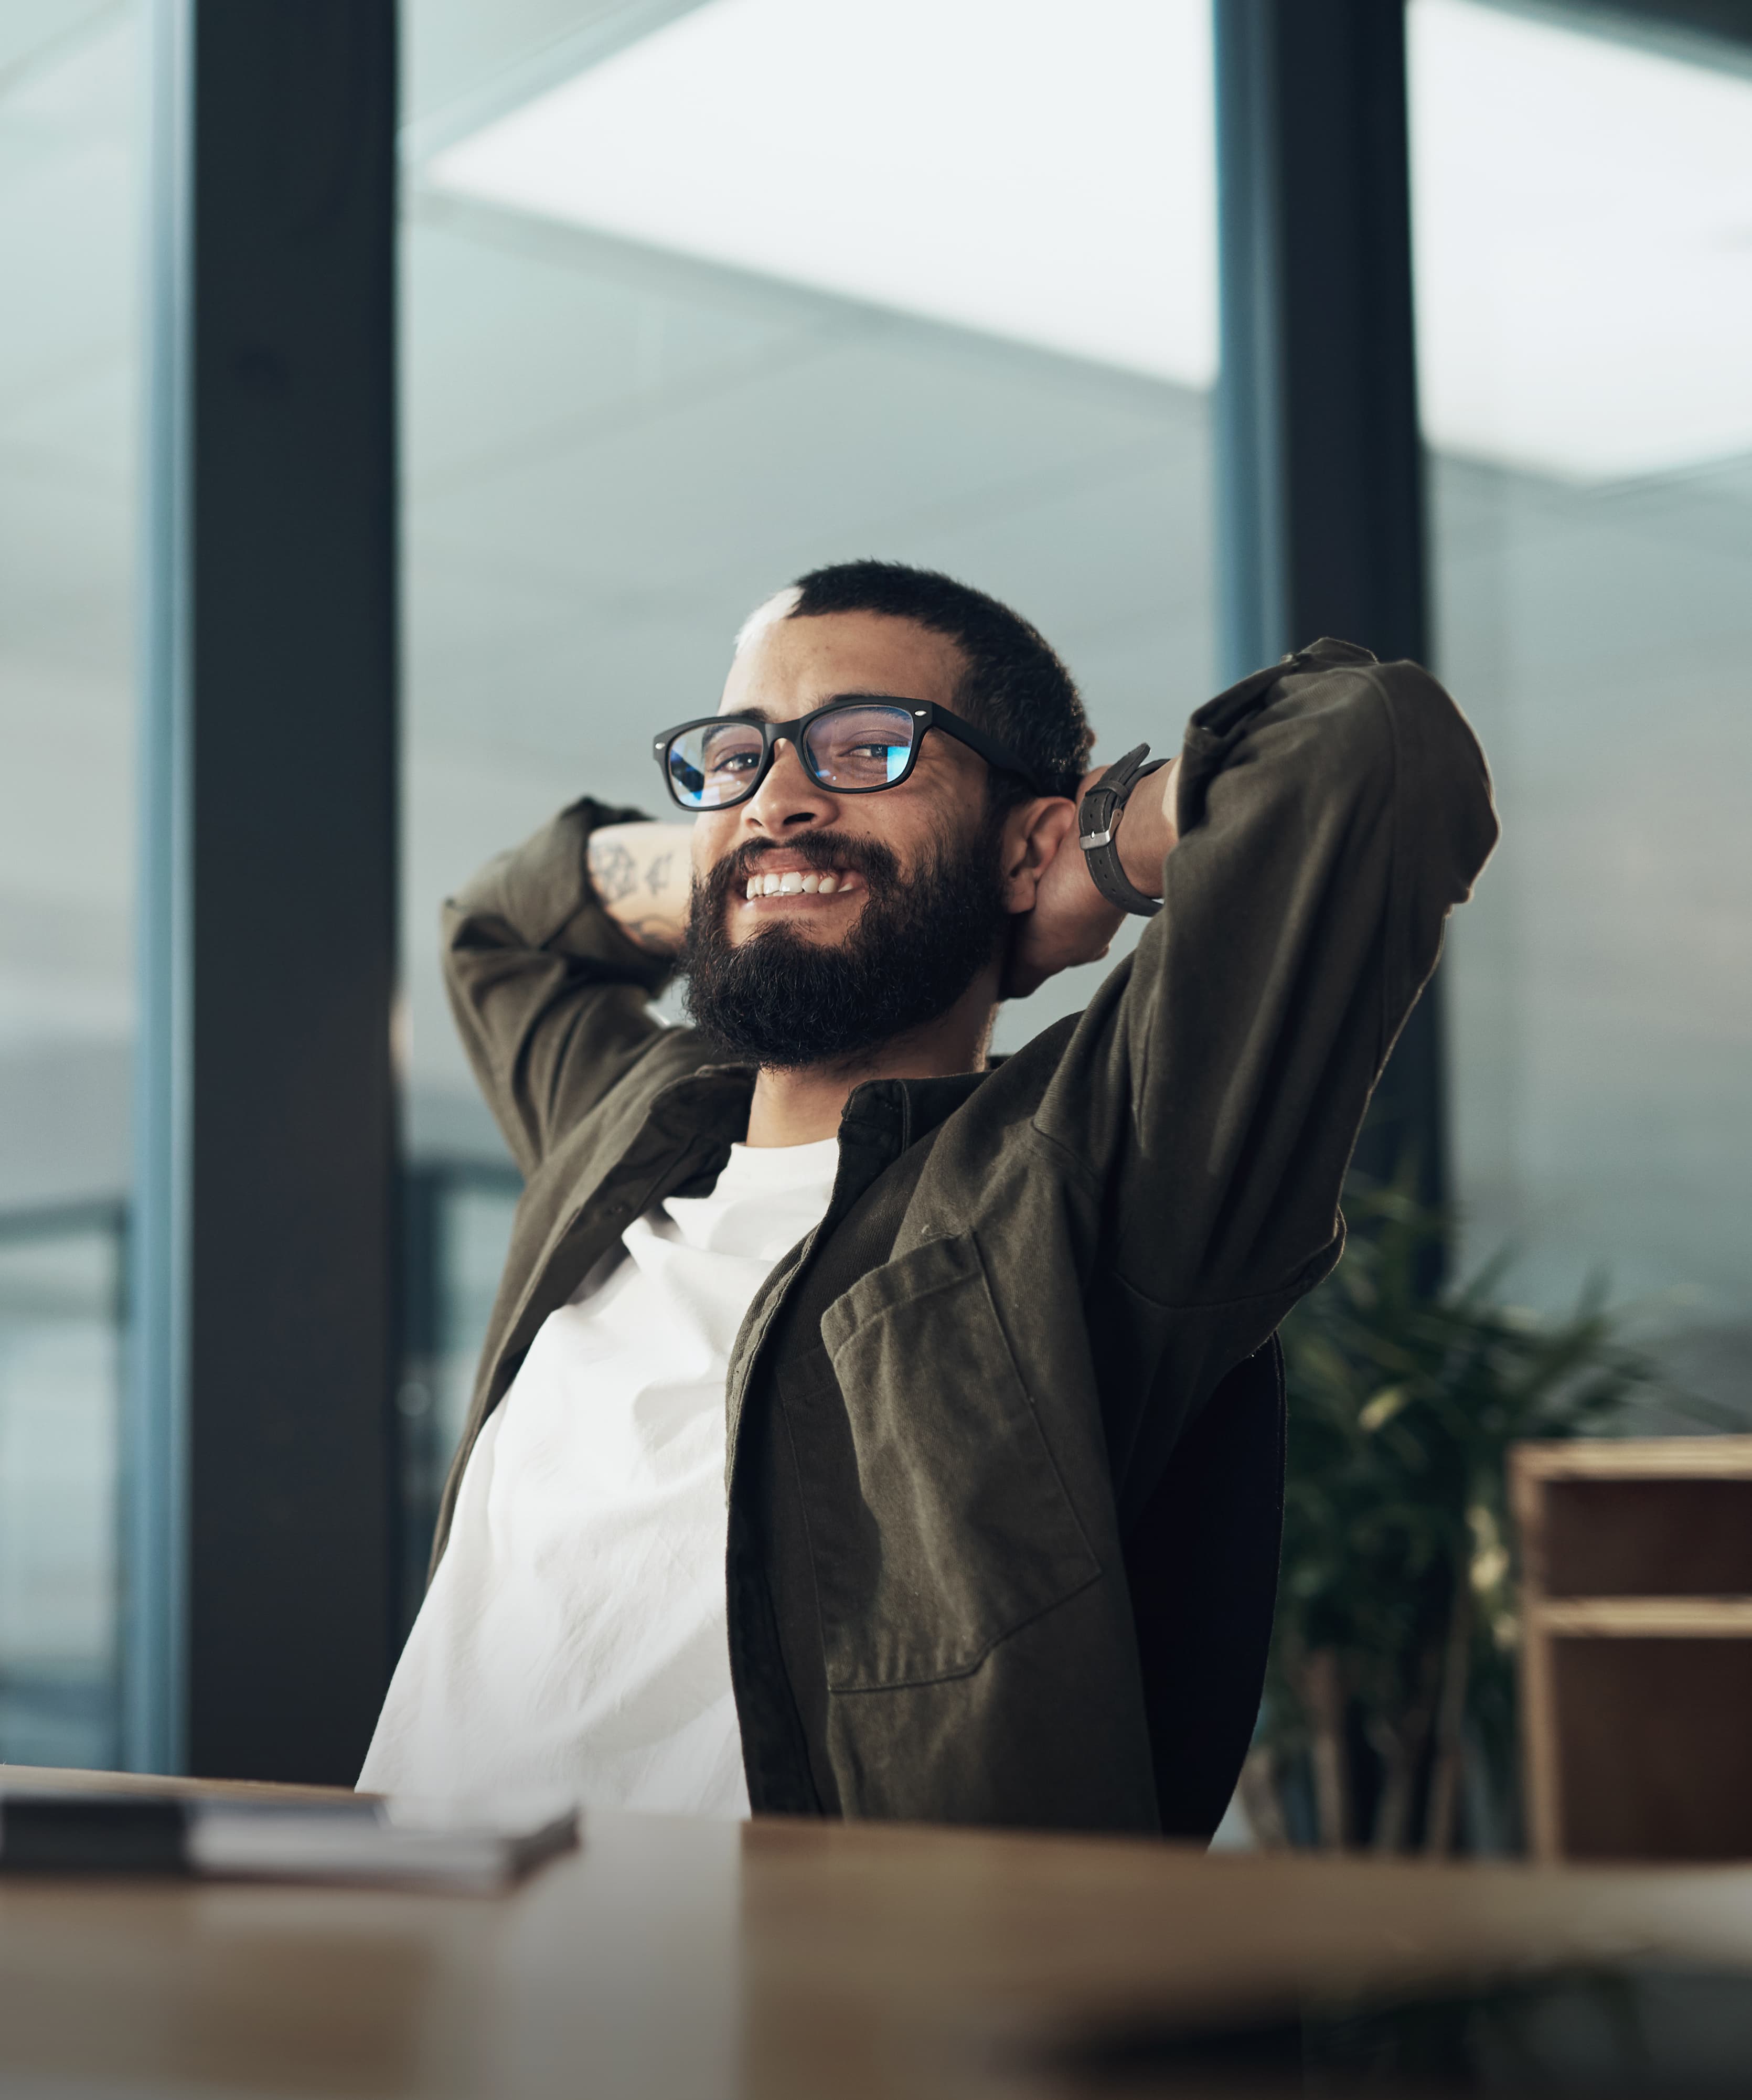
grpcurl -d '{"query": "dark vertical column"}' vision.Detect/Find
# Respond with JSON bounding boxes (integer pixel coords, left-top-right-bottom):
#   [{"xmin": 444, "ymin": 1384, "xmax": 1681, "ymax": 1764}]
[
  {"xmin": 398, "ymin": 1164, "xmax": 445, "ymax": 1633},
  {"xmin": 1213, "ymin": 0, "xmax": 1445, "ymax": 1212},
  {"xmin": 131, "ymin": 0, "xmax": 399, "ymax": 1782}
]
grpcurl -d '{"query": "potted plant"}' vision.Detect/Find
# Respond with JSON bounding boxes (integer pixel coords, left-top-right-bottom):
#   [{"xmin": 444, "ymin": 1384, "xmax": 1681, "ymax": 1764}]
[{"xmin": 1244, "ymin": 1177, "xmax": 1674, "ymax": 1856}]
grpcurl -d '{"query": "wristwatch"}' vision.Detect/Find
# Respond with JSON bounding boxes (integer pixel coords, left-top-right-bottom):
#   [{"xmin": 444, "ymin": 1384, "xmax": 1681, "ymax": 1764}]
[{"xmin": 1077, "ymin": 743, "xmax": 1168, "ymax": 917}]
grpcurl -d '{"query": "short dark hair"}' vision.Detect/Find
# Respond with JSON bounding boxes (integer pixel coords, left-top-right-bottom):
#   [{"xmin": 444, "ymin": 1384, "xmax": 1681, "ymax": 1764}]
[{"xmin": 784, "ymin": 559, "xmax": 1092, "ymax": 804}]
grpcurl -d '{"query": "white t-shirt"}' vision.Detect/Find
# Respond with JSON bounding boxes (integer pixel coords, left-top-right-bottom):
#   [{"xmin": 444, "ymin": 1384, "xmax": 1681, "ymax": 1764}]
[{"xmin": 358, "ymin": 1136, "xmax": 840, "ymax": 1815}]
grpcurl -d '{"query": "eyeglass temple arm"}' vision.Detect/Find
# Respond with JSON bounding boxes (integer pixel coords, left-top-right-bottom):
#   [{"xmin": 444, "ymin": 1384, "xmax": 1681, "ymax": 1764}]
[{"xmin": 927, "ymin": 707, "xmax": 1055, "ymax": 798}]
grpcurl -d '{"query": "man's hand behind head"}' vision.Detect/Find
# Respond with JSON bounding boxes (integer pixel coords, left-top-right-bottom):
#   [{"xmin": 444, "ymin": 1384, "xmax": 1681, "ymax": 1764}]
[{"xmin": 1001, "ymin": 757, "xmax": 1180, "ymax": 1000}]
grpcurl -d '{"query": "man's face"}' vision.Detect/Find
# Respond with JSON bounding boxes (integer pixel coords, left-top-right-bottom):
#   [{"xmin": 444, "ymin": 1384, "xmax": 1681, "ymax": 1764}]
[
  {"xmin": 678, "ymin": 610, "xmax": 1017, "ymax": 1068},
  {"xmin": 688, "ymin": 609, "xmax": 988, "ymax": 945}
]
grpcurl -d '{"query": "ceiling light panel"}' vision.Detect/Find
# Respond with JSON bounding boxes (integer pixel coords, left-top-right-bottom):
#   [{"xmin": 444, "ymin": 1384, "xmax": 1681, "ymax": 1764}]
[
  {"xmin": 1409, "ymin": 0, "xmax": 1752, "ymax": 481},
  {"xmin": 426, "ymin": 0, "xmax": 1219, "ymax": 389},
  {"xmin": 426, "ymin": 0, "xmax": 1752, "ymax": 481}
]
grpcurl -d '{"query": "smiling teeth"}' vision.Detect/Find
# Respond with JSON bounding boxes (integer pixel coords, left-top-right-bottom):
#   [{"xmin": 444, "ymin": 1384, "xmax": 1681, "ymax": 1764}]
[{"xmin": 745, "ymin": 869, "xmax": 842, "ymax": 898}]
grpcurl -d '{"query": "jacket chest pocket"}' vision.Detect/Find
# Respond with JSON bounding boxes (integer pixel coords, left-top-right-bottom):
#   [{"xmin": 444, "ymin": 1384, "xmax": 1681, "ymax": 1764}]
[{"xmin": 789, "ymin": 1232, "xmax": 1100, "ymax": 1692}]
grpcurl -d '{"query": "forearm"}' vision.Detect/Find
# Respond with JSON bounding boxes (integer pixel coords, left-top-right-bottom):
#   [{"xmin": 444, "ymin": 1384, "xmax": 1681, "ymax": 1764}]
[
  {"xmin": 1112, "ymin": 756, "xmax": 1182, "ymax": 899},
  {"xmin": 585, "ymin": 822, "xmax": 695, "ymax": 956},
  {"xmin": 442, "ymin": 798, "xmax": 677, "ymax": 1171}
]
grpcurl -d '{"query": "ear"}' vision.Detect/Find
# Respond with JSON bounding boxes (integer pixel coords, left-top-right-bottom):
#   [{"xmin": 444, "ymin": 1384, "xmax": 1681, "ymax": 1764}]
[{"xmin": 998, "ymin": 796, "xmax": 1077, "ymax": 915}]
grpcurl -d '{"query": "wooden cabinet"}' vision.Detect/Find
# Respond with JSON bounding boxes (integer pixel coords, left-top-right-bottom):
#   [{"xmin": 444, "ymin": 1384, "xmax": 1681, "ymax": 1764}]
[{"xmin": 1511, "ymin": 1437, "xmax": 1752, "ymax": 1862}]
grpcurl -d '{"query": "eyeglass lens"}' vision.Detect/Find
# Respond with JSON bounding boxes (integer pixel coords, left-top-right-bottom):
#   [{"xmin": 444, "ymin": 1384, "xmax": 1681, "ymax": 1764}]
[{"xmin": 665, "ymin": 705, "xmax": 918, "ymax": 808}]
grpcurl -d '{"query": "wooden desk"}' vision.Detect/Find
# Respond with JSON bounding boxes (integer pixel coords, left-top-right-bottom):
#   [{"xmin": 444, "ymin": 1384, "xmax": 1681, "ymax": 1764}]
[{"xmin": 4, "ymin": 1766, "xmax": 1752, "ymax": 2098}]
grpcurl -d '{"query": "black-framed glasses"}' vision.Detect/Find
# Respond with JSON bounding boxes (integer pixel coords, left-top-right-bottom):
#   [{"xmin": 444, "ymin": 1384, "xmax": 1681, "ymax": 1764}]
[{"xmin": 653, "ymin": 695, "xmax": 1050, "ymax": 812}]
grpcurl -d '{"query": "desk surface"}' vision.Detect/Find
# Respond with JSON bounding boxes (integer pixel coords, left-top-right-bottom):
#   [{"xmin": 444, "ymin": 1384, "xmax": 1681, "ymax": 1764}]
[{"xmin": 3, "ymin": 1766, "xmax": 1751, "ymax": 2099}]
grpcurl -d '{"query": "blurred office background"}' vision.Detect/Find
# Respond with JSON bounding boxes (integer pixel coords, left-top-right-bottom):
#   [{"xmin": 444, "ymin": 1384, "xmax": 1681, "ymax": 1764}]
[{"xmin": 1, "ymin": 0, "xmax": 1748, "ymax": 1774}]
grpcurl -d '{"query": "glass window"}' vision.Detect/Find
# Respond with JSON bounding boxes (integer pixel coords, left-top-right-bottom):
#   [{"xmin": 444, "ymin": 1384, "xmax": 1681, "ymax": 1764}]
[
  {"xmin": 398, "ymin": 0, "xmax": 1224, "ymax": 1569},
  {"xmin": 1409, "ymin": 0, "xmax": 1752, "ymax": 1404},
  {"xmin": 0, "ymin": 7, "xmax": 141, "ymax": 1759},
  {"xmin": 398, "ymin": 1164, "xmax": 521, "ymax": 1625},
  {"xmin": 0, "ymin": 1209, "xmax": 125, "ymax": 1767}
]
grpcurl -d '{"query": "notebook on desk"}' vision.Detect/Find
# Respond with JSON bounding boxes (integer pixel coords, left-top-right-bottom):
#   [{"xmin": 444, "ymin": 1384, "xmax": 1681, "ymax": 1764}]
[{"xmin": 0, "ymin": 1787, "xmax": 578, "ymax": 1890}]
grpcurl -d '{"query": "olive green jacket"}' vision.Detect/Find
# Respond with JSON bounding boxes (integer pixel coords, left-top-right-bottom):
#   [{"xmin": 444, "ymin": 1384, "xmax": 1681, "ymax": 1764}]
[{"xmin": 432, "ymin": 639, "xmax": 1498, "ymax": 1834}]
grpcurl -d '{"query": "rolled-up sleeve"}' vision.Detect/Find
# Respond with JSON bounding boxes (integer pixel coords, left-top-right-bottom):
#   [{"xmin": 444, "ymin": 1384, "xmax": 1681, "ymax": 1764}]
[{"xmin": 441, "ymin": 798, "xmax": 674, "ymax": 1176}]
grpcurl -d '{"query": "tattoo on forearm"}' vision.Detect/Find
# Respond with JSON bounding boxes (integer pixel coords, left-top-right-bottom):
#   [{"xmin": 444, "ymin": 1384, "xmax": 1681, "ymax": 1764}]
[
  {"xmin": 588, "ymin": 839, "xmax": 639, "ymax": 904},
  {"xmin": 645, "ymin": 851, "xmax": 675, "ymax": 898}
]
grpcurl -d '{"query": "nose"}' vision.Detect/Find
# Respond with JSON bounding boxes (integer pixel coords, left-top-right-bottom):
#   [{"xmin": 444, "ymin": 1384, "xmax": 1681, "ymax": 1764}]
[{"xmin": 740, "ymin": 735, "xmax": 837, "ymax": 834}]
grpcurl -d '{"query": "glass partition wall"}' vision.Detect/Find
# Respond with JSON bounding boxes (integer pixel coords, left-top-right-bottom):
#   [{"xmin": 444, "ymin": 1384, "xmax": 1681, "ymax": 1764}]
[
  {"xmin": 1409, "ymin": 0, "xmax": 1752, "ymax": 1413},
  {"xmin": 396, "ymin": 0, "xmax": 1225, "ymax": 1576},
  {"xmin": 0, "ymin": 5, "xmax": 141, "ymax": 1764}
]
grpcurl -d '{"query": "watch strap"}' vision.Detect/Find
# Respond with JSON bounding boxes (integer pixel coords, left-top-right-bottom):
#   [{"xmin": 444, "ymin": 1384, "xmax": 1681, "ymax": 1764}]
[{"xmin": 1078, "ymin": 744, "xmax": 1168, "ymax": 917}]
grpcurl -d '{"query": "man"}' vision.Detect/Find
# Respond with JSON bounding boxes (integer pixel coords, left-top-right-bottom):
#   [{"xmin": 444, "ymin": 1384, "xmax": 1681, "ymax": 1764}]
[{"xmin": 361, "ymin": 560, "xmax": 1497, "ymax": 1835}]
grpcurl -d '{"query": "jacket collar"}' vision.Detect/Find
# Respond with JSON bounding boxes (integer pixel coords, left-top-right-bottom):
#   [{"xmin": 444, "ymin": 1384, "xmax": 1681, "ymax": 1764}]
[
  {"xmin": 840, "ymin": 1070, "xmax": 992, "ymax": 1155},
  {"xmin": 649, "ymin": 1062, "xmax": 992, "ymax": 1221},
  {"xmin": 677, "ymin": 1060, "xmax": 994, "ymax": 1157}
]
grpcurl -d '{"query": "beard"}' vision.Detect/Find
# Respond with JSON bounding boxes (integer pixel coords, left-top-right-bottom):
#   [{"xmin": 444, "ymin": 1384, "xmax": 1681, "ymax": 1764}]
[{"xmin": 678, "ymin": 819, "xmax": 1008, "ymax": 1071}]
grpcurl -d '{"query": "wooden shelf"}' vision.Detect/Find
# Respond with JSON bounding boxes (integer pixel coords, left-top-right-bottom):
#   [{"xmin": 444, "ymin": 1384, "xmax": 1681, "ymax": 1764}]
[
  {"xmin": 1513, "ymin": 1437, "xmax": 1752, "ymax": 1482},
  {"xmin": 1534, "ymin": 1596, "xmax": 1752, "ymax": 1638},
  {"xmin": 1511, "ymin": 1439, "xmax": 1752, "ymax": 1862}
]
